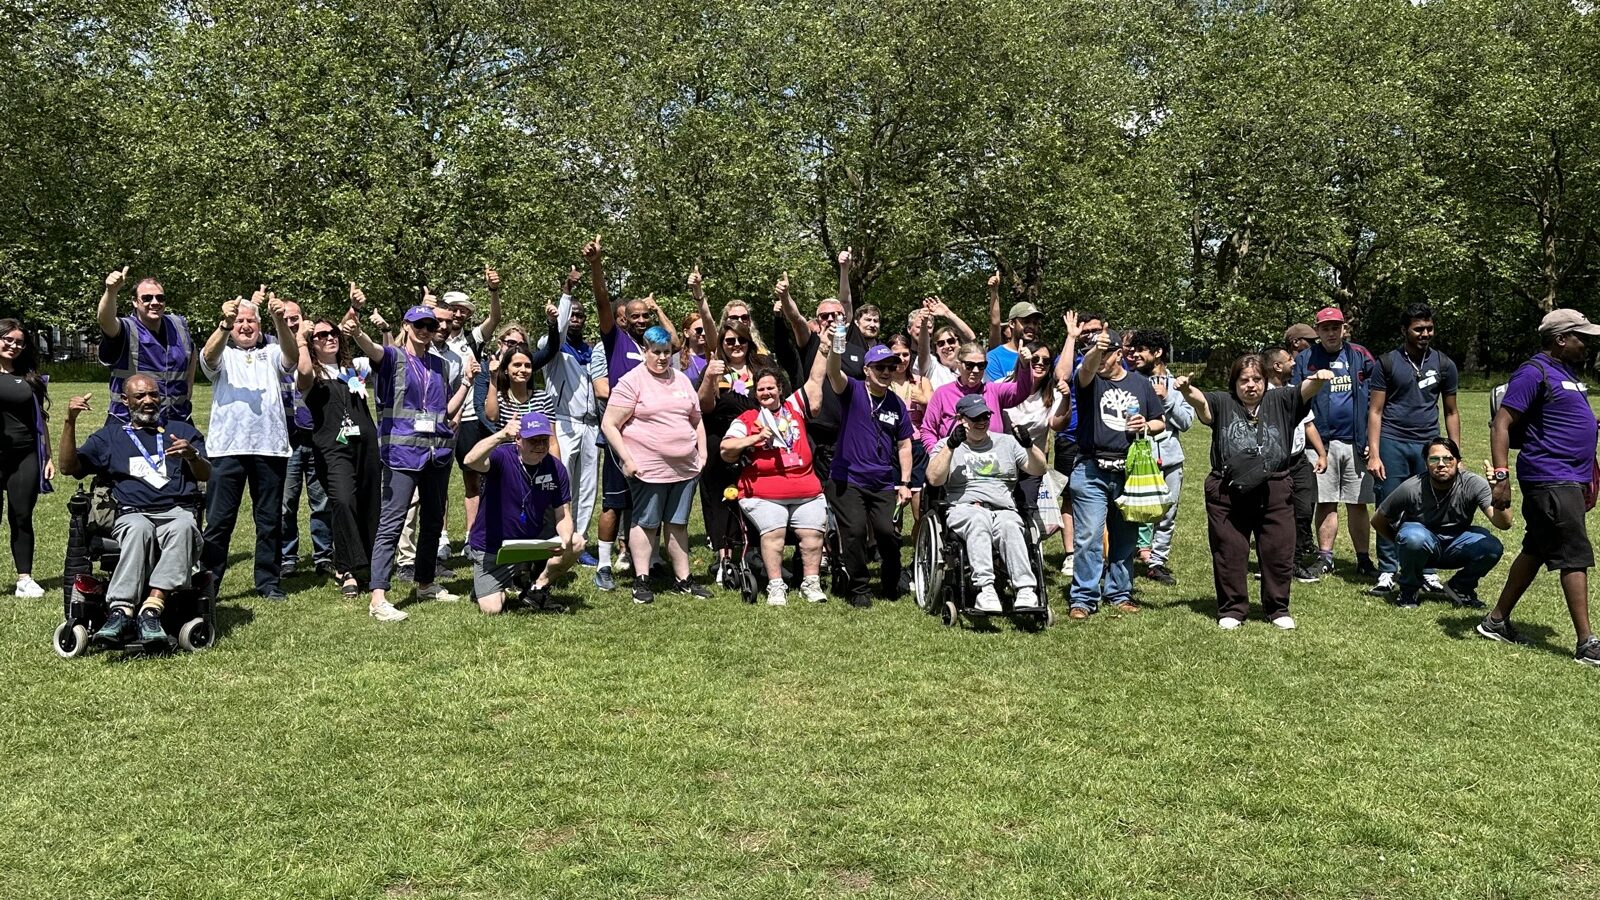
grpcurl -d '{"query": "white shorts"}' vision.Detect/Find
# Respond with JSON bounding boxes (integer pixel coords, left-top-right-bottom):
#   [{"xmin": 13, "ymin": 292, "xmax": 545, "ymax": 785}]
[
  {"xmin": 1316, "ymin": 440, "xmax": 1374, "ymax": 505},
  {"xmin": 739, "ymin": 495, "xmax": 828, "ymax": 535}
]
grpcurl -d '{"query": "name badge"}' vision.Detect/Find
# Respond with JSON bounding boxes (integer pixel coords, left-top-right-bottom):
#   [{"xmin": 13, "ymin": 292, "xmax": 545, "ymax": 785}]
[
  {"xmin": 339, "ymin": 424, "xmax": 361, "ymax": 439},
  {"xmin": 1417, "ymin": 374, "xmax": 1437, "ymax": 390},
  {"xmin": 129, "ymin": 456, "xmax": 170, "ymax": 489},
  {"xmin": 780, "ymin": 450, "xmax": 804, "ymax": 469},
  {"xmin": 414, "ymin": 418, "xmax": 436, "ymax": 434}
]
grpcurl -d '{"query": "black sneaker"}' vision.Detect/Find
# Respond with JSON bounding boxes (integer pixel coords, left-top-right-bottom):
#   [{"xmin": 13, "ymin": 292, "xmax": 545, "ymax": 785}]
[
  {"xmin": 527, "ymin": 585, "xmax": 565, "ymax": 613},
  {"xmin": 1144, "ymin": 564, "xmax": 1177, "ymax": 586},
  {"xmin": 1395, "ymin": 588, "xmax": 1420, "ymax": 610},
  {"xmin": 396, "ymin": 564, "xmax": 416, "ymax": 583},
  {"xmin": 847, "ymin": 593, "xmax": 873, "ymax": 609},
  {"xmin": 1441, "ymin": 580, "xmax": 1486, "ymax": 609},
  {"xmin": 1476, "ymin": 614, "xmax": 1527, "ymax": 645},
  {"xmin": 137, "ymin": 611, "xmax": 170, "ymax": 650},
  {"xmin": 279, "ymin": 559, "xmax": 298, "ymax": 578},
  {"xmin": 631, "ymin": 576, "xmax": 654, "ymax": 605},
  {"xmin": 1577, "ymin": 637, "xmax": 1600, "ymax": 667},
  {"xmin": 314, "ymin": 560, "xmax": 338, "ymax": 579},
  {"xmin": 1355, "ymin": 555, "xmax": 1377, "ymax": 576},
  {"xmin": 1293, "ymin": 564, "xmax": 1321, "ymax": 584},
  {"xmin": 91, "ymin": 609, "xmax": 136, "ymax": 648},
  {"xmin": 673, "ymin": 578, "xmax": 711, "ymax": 599},
  {"xmin": 1319, "ymin": 556, "xmax": 1335, "ymax": 574}
]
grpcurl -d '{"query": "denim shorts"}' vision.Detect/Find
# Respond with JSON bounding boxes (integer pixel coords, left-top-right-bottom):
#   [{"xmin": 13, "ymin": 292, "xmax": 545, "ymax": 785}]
[{"xmin": 628, "ymin": 477, "xmax": 698, "ymax": 529}]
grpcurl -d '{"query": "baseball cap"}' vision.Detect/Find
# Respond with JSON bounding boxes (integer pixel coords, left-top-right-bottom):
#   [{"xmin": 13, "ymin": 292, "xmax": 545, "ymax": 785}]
[
  {"xmin": 442, "ymin": 291, "xmax": 474, "ymax": 313},
  {"xmin": 518, "ymin": 411, "xmax": 554, "ymax": 439},
  {"xmin": 1538, "ymin": 308, "xmax": 1600, "ymax": 338},
  {"xmin": 404, "ymin": 305, "xmax": 438, "ymax": 324},
  {"xmin": 1314, "ymin": 307, "xmax": 1345, "ymax": 325},
  {"xmin": 1008, "ymin": 301, "xmax": 1042, "ymax": 320},
  {"xmin": 1284, "ymin": 323, "xmax": 1317, "ymax": 344},
  {"xmin": 955, "ymin": 394, "xmax": 992, "ymax": 419},
  {"xmin": 864, "ymin": 345, "xmax": 897, "ymax": 366}
]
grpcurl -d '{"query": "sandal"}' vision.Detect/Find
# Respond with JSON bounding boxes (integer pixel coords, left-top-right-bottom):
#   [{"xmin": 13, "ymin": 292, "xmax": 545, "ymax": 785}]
[{"xmin": 340, "ymin": 574, "xmax": 361, "ymax": 598}]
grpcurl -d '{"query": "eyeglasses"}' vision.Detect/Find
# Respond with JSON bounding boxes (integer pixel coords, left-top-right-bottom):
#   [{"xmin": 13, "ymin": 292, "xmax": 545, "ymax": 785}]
[
  {"xmin": 1426, "ymin": 455, "xmax": 1456, "ymax": 465},
  {"xmin": 499, "ymin": 336, "xmax": 523, "ymax": 346},
  {"xmin": 413, "ymin": 321, "xmax": 439, "ymax": 332},
  {"xmin": 817, "ymin": 311, "xmax": 841, "ymax": 320},
  {"xmin": 0, "ymin": 337, "xmax": 24, "ymax": 348},
  {"xmin": 723, "ymin": 337, "xmax": 747, "ymax": 347},
  {"xmin": 935, "ymin": 338, "xmax": 959, "ymax": 347},
  {"xmin": 137, "ymin": 294, "xmax": 165, "ymax": 303},
  {"xmin": 959, "ymin": 360, "xmax": 985, "ymax": 371},
  {"xmin": 312, "ymin": 331, "xmax": 337, "ymax": 340}
]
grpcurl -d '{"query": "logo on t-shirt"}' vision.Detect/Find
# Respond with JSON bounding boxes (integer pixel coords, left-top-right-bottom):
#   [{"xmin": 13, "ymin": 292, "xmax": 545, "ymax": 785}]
[
  {"xmin": 1098, "ymin": 387, "xmax": 1142, "ymax": 433},
  {"xmin": 534, "ymin": 474, "xmax": 555, "ymax": 488},
  {"xmin": 963, "ymin": 450, "xmax": 999, "ymax": 478}
]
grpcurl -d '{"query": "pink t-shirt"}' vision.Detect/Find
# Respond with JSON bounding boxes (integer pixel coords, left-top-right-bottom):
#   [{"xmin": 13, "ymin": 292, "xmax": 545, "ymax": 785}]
[{"xmin": 611, "ymin": 365, "xmax": 703, "ymax": 482}]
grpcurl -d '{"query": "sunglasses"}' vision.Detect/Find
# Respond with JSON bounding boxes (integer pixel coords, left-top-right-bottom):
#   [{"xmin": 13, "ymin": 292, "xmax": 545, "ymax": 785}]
[
  {"xmin": 1426, "ymin": 455, "xmax": 1457, "ymax": 465},
  {"xmin": 723, "ymin": 337, "xmax": 747, "ymax": 347},
  {"xmin": 959, "ymin": 360, "xmax": 985, "ymax": 371},
  {"xmin": 137, "ymin": 294, "xmax": 165, "ymax": 303},
  {"xmin": 312, "ymin": 331, "xmax": 338, "ymax": 340},
  {"xmin": 817, "ymin": 311, "xmax": 842, "ymax": 320},
  {"xmin": 499, "ymin": 336, "xmax": 523, "ymax": 345},
  {"xmin": 726, "ymin": 313, "xmax": 752, "ymax": 322},
  {"xmin": 1031, "ymin": 356, "xmax": 1050, "ymax": 366},
  {"xmin": 690, "ymin": 327, "xmax": 705, "ymax": 335},
  {"xmin": 936, "ymin": 338, "xmax": 959, "ymax": 347},
  {"xmin": 413, "ymin": 321, "xmax": 439, "ymax": 332},
  {"xmin": 869, "ymin": 364, "xmax": 900, "ymax": 373}
]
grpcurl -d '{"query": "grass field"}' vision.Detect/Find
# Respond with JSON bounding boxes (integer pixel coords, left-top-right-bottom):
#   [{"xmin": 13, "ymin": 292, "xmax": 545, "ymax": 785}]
[{"xmin": 3, "ymin": 384, "xmax": 1599, "ymax": 899}]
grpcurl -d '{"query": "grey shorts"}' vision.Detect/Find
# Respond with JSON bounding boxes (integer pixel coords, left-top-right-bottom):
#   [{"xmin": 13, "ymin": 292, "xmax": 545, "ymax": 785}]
[
  {"xmin": 628, "ymin": 477, "xmax": 698, "ymax": 529},
  {"xmin": 473, "ymin": 558, "xmax": 539, "ymax": 600},
  {"xmin": 1316, "ymin": 440, "xmax": 1374, "ymax": 505},
  {"xmin": 739, "ymin": 495, "xmax": 828, "ymax": 535}
]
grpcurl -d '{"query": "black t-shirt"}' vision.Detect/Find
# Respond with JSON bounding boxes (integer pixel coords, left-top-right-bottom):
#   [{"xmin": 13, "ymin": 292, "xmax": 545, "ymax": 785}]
[
  {"xmin": 0, "ymin": 374, "xmax": 36, "ymax": 449},
  {"xmin": 1071, "ymin": 370, "xmax": 1162, "ymax": 458},
  {"xmin": 304, "ymin": 363, "xmax": 378, "ymax": 455},
  {"xmin": 1204, "ymin": 388, "xmax": 1310, "ymax": 475}
]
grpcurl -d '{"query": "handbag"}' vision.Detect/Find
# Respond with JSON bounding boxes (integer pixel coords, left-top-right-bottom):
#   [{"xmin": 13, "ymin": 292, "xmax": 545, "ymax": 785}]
[
  {"xmin": 1116, "ymin": 437, "xmax": 1172, "ymax": 524},
  {"xmin": 1031, "ymin": 469, "xmax": 1066, "ymax": 536},
  {"xmin": 1221, "ymin": 446, "xmax": 1269, "ymax": 493}
]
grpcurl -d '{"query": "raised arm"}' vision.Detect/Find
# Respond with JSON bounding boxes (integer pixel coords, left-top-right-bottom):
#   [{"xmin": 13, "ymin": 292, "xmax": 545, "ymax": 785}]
[
  {"xmin": 1300, "ymin": 368, "xmax": 1333, "ymax": 401},
  {"xmin": 341, "ymin": 311, "xmax": 381, "ymax": 362},
  {"xmin": 986, "ymin": 270, "xmax": 1003, "ymax": 348},
  {"xmin": 1055, "ymin": 310, "xmax": 1082, "ymax": 386},
  {"xmin": 689, "ymin": 265, "xmax": 715, "ymax": 341},
  {"xmin": 97, "ymin": 267, "xmax": 128, "ymax": 338},
  {"xmin": 837, "ymin": 248, "xmax": 855, "ymax": 323},
  {"xmin": 1173, "ymin": 376, "xmax": 1212, "ymax": 427},
  {"xmin": 465, "ymin": 418, "xmax": 516, "ymax": 472},
  {"xmin": 583, "ymin": 235, "xmax": 613, "ymax": 336},
  {"xmin": 925, "ymin": 296, "xmax": 975, "ymax": 343},
  {"xmin": 803, "ymin": 330, "xmax": 829, "ymax": 412},
  {"xmin": 825, "ymin": 324, "xmax": 848, "ymax": 395},
  {"xmin": 480, "ymin": 266, "xmax": 503, "ymax": 340},
  {"xmin": 643, "ymin": 294, "xmax": 675, "ymax": 346},
  {"xmin": 268, "ymin": 295, "xmax": 299, "ymax": 373},
  {"xmin": 202, "ymin": 294, "xmax": 246, "ymax": 370},
  {"xmin": 1077, "ymin": 331, "xmax": 1111, "ymax": 389},
  {"xmin": 529, "ymin": 303, "xmax": 565, "ymax": 370},
  {"xmin": 58, "ymin": 393, "xmax": 91, "ymax": 478},
  {"xmin": 914, "ymin": 307, "xmax": 934, "ymax": 378}
]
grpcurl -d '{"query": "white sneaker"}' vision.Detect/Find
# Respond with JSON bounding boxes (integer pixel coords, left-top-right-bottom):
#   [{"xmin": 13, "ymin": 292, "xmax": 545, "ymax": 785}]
[
  {"xmin": 1368, "ymin": 572, "xmax": 1396, "ymax": 596},
  {"xmin": 369, "ymin": 600, "xmax": 408, "ymax": 622},
  {"xmin": 414, "ymin": 583, "xmax": 460, "ymax": 603},
  {"xmin": 766, "ymin": 580, "xmax": 787, "ymax": 606},
  {"xmin": 975, "ymin": 585, "xmax": 1003, "ymax": 612},
  {"xmin": 1014, "ymin": 587, "xmax": 1039, "ymax": 609},
  {"xmin": 14, "ymin": 576, "xmax": 44, "ymax": 598},
  {"xmin": 800, "ymin": 575, "xmax": 827, "ymax": 603},
  {"xmin": 1218, "ymin": 617, "xmax": 1244, "ymax": 630},
  {"xmin": 1271, "ymin": 615, "xmax": 1297, "ymax": 630},
  {"xmin": 1422, "ymin": 573, "xmax": 1447, "ymax": 594}
]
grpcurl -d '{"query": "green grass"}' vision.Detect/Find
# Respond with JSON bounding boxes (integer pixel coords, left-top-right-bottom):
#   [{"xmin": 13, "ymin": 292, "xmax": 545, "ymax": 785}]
[{"xmin": 3, "ymin": 384, "xmax": 1598, "ymax": 899}]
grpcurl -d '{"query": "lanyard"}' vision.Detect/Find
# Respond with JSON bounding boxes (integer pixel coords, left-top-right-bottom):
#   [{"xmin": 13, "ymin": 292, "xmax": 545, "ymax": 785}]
[
  {"xmin": 757, "ymin": 404, "xmax": 797, "ymax": 450},
  {"xmin": 125, "ymin": 426, "xmax": 166, "ymax": 472},
  {"xmin": 405, "ymin": 351, "xmax": 434, "ymax": 412}
]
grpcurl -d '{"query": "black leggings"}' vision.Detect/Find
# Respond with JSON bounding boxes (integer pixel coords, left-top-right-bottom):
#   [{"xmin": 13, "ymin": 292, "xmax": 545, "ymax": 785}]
[
  {"xmin": 699, "ymin": 461, "xmax": 739, "ymax": 553},
  {"xmin": 0, "ymin": 444, "xmax": 38, "ymax": 573},
  {"xmin": 315, "ymin": 438, "xmax": 381, "ymax": 578}
]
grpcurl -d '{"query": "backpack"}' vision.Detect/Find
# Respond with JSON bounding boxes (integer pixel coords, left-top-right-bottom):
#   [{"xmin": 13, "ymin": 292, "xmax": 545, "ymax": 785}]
[{"xmin": 1488, "ymin": 359, "xmax": 1549, "ymax": 450}]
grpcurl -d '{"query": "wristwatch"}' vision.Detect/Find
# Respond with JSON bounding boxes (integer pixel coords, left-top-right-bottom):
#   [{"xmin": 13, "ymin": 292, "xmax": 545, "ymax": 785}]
[{"xmin": 1491, "ymin": 468, "xmax": 1510, "ymax": 482}]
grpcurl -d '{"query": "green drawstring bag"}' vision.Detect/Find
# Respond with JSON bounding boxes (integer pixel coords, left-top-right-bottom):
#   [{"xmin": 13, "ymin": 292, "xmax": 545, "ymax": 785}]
[{"xmin": 1117, "ymin": 436, "xmax": 1172, "ymax": 524}]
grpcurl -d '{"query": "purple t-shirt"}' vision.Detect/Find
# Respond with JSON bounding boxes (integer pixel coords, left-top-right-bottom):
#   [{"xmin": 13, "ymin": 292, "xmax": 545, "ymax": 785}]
[
  {"xmin": 830, "ymin": 378, "xmax": 913, "ymax": 491},
  {"xmin": 469, "ymin": 444, "xmax": 572, "ymax": 553},
  {"xmin": 601, "ymin": 326, "xmax": 645, "ymax": 383},
  {"xmin": 1502, "ymin": 352, "xmax": 1598, "ymax": 483}
]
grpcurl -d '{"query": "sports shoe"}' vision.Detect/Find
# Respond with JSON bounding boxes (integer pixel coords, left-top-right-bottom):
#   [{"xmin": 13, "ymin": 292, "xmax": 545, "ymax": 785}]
[
  {"xmin": 766, "ymin": 580, "xmax": 787, "ymax": 606},
  {"xmin": 1423, "ymin": 573, "xmax": 1447, "ymax": 594},
  {"xmin": 279, "ymin": 559, "xmax": 298, "ymax": 578},
  {"xmin": 1270, "ymin": 615, "xmax": 1296, "ymax": 630},
  {"xmin": 1475, "ymin": 614, "xmax": 1526, "ymax": 645},
  {"xmin": 1441, "ymin": 579, "xmax": 1486, "ymax": 609},
  {"xmin": 799, "ymin": 576, "xmax": 827, "ymax": 603},
  {"xmin": 414, "ymin": 583, "xmax": 460, "ymax": 603},
  {"xmin": 1576, "ymin": 636, "xmax": 1600, "ymax": 667},
  {"xmin": 137, "ymin": 611, "xmax": 169, "ymax": 650},
  {"xmin": 527, "ymin": 584, "xmax": 565, "ymax": 613},
  {"xmin": 673, "ymin": 578, "xmax": 711, "ymax": 599},
  {"xmin": 847, "ymin": 593, "xmax": 873, "ymax": 609},
  {"xmin": 974, "ymin": 585, "xmax": 1002, "ymax": 612},
  {"xmin": 1013, "ymin": 586, "xmax": 1039, "ymax": 609},
  {"xmin": 91, "ymin": 609, "xmax": 136, "ymax": 647},
  {"xmin": 578, "ymin": 551, "xmax": 599, "ymax": 568},
  {"xmin": 369, "ymin": 599, "xmax": 408, "ymax": 622},
  {"xmin": 396, "ymin": 564, "xmax": 416, "ymax": 583},
  {"xmin": 437, "ymin": 540, "xmax": 453, "ymax": 562},
  {"xmin": 631, "ymin": 576, "xmax": 654, "ymax": 605},
  {"xmin": 1395, "ymin": 588, "xmax": 1420, "ymax": 610},
  {"xmin": 594, "ymin": 566, "xmax": 616, "ymax": 591},
  {"xmin": 1319, "ymin": 555, "xmax": 1335, "ymax": 574},
  {"xmin": 1060, "ymin": 554, "xmax": 1073, "ymax": 575},
  {"xmin": 1293, "ymin": 564, "xmax": 1321, "ymax": 584},
  {"xmin": 1144, "ymin": 565, "xmax": 1176, "ymax": 586},
  {"xmin": 1368, "ymin": 572, "xmax": 1396, "ymax": 596},
  {"xmin": 1355, "ymin": 555, "xmax": 1377, "ymax": 576},
  {"xmin": 1218, "ymin": 617, "xmax": 1243, "ymax": 630},
  {"xmin": 13, "ymin": 576, "xmax": 43, "ymax": 598}
]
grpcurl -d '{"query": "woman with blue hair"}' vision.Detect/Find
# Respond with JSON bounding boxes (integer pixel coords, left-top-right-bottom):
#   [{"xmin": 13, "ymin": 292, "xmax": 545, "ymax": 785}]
[{"xmin": 600, "ymin": 326, "xmax": 710, "ymax": 604}]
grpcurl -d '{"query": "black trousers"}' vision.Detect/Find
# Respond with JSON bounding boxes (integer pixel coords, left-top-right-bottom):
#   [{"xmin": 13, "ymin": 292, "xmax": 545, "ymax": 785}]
[
  {"xmin": 0, "ymin": 443, "xmax": 39, "ymax": 573},
  {"xmin": 699, "ymin": 460, "xmax": 739, "ymax": 553},
  {"xmin": 1289, "ymin": 455, "xmax": 1316, "ymax": 562},
  {"xmin": 202, "ymin": 454, "xmax": 287, "ymax": 595},
  {"xmin": 831, "ymin": 480, "xmax": 901, "ymax": 599},
  {"xmin": 314, "ymin": 437, "xmax": 380, "ymax": 578},
  {"xmin": 1204, "ymin": 472, "xmax": 1295, "ymax": 621}
]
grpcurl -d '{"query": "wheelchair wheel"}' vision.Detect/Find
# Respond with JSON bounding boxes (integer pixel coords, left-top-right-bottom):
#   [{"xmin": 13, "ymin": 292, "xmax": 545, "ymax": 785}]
[
  {"xmin": 53, "ymin": 621, "xmax": 88, "ymax": 659},
  {"xmin": 178, "ymin": 618, "xmax": 214, "ymax": 652},
  {"xmin": 739, "ymin": 562, "xmax": 759, "ymax": 604},
  {"xmin": 1045, "ymin": 604, "xmax": 1057, "ymax": 628},
  {"xmin": 912, "ymin": 514, "xmax": 944, "ymax": 612},
  {"xmin": 941, "ymin": 600, "xmax": 959, "ymax": 628}
]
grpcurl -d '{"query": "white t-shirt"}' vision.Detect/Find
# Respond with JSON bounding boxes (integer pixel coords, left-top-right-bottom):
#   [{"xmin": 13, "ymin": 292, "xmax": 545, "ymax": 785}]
[{"xmin": 202, "ymin": 343, "xmax": 294, "ymax": 457}]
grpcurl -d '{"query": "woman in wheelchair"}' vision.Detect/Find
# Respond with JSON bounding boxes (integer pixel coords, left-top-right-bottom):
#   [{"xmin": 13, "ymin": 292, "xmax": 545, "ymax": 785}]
[
  {"xmin": 925, "ymin": 393, "xmax": 1046, "ymax": 613},
  {"xmin": 58, "ymin": 374, "xmax": 210, "ymax": 650},
  {"xmin": 720, "ymin": 363, "xmax": 829, "ymax": 606}
]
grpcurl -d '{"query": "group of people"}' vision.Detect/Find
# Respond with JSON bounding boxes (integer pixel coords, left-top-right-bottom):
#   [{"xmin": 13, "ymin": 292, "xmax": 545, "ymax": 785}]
[{"xmin": 15, "ymin": 245, "xmax": 1600, "ymax": 665}]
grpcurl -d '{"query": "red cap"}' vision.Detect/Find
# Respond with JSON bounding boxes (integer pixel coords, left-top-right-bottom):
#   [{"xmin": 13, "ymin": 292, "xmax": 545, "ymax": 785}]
[{"xmin": 1314, "ymin": 307, "xmax": 1345, "ymax": 325}]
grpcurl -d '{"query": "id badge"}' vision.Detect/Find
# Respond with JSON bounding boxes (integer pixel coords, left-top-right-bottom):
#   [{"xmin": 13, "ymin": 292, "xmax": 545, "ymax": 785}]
[
  {"xmin": 414, "ymin": 417, "xmax": 436, "ymax": 434},
  {"xmin": 129, "ymin": 456, "xmax": 170, "ymax": 489},
  {"xmin": 780, "ymin": 450, "xmax": 804, "ymax": 469},
  {"xmin": 339, "ymin": 424, "xmax": 361, "ymax": 439}
]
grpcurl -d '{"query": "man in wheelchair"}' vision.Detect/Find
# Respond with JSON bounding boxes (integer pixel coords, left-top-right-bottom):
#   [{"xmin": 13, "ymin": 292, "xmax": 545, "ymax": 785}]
[
  {"xmin": 58, "ymin": 374, "xmax": 210, "ymax": 649},
  {"xmin": 925, "ymin": 394, "xmax": 1046, "ymax": 612}
]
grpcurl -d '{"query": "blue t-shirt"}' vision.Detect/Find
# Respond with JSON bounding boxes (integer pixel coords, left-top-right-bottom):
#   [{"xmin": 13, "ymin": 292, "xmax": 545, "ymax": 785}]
[
  {"xmin": 1301, "ymin": 343, "xmax": 1363, "ymax": 441},
  {"xmin": 1501, "ymin": 353, "xmax": 1598, "ymax": 484},
  {"xmin": 77, "ymin": 420, "xmax": 208, "ymax": 512},
  {"xmin": 984, "ymin": 344, "xmax": 1020, "ymax": 382},
  {"xmin": 1371, "ymin": 347, "xmax": 1458, "ymax": 443},
  {"xmin": 469, "ymin": 444, "xmax": 572, "ymax": 552},
  {"xmin": 830, "ymin": 378, "xmax": 913, "ymax": 491}
]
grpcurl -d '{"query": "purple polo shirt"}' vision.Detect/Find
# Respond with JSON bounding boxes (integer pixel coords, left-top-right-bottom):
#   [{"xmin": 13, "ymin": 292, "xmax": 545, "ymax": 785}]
[
  {"xmin": 1502, "ymin": 352, "xmax": 1598, "ymax": 483},
  {"xmin": 602, "ymin": 326, "xmax": 645, "ymax": 383},
  {"xmin": 469, "ymin": 444, "xmax": 571, "ymax": 553},
  {"xmin": 830, "ymin": 378, "xmax": 912, "ymax": 491}
]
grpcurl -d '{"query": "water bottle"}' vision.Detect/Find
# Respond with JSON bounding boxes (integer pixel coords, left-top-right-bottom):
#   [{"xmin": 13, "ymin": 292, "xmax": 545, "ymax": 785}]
[{"xmin": 832, "ymin": 320, "xmax": 847, "ymax": 354}]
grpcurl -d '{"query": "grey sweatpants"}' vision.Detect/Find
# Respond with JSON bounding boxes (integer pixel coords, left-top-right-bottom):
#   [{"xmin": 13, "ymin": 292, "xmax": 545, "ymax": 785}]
[
  {"xmin": 945, "ymin": 502, "xmax": 1035, "ymax": 590},
  {"xmin": 1147, "ymin": 464, "xmax": 1185, "ymax": 567},
  {"xmin": 108, "ymin": 507, "xmax": 200, "ymax": 604}
]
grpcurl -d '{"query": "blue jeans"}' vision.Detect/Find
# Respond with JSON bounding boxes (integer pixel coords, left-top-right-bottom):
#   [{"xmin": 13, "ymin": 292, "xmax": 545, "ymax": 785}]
[
  {"xmin": 1375, "ymin": 439, "xmax": 1427, "ymax": 573},
  {"xmin": 282, "ymin": 441, "xmax": 333, "ymax": 566},
  {"xmin": 1394, "ymin": 523, "xmax": 1503, "ymax": 591},
  {"xmin": 1069, "ymin": 458, "xmax": 1139, "ymax": 612}
]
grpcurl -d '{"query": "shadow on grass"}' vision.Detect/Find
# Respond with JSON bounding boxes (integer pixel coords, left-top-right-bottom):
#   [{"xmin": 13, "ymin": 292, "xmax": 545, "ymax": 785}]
[{"xmin": 1437, "ymin": 611, "xmax": 1571, "ymax": 660}]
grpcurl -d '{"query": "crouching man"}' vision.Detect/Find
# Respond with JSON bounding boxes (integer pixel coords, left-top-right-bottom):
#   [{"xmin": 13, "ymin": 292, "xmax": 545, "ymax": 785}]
[
  {"xmin": 1372, "ymin": 436, "xmax": 1510, "ymax": 610},
  {"xmin": 464, "ymin": 412, "xmax": 581, "ymax": 614},
  {"xmin": 59, "ymin": 374, "xmax": 210, "ymax": 650},
  {"xmin": 925, "ymin": 393, "xmax": 1047, "ymax": 612}
]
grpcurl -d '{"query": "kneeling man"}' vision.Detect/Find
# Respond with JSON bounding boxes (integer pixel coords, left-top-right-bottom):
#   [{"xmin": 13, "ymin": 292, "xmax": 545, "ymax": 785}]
[
  {"xmin": 465, "ymin": 412, "xmax": 581, "ymax": 614},
  {"xmin": 926, "ymin": 393, "xmax": 1047, "ymax": 611},
  {"xmin": 1372, "ymin": 436, "xmax": 1510, "ymax": 609},
  {"xmin": 59, "ymin": 374, "xmax": 211, "ymax": 649}
]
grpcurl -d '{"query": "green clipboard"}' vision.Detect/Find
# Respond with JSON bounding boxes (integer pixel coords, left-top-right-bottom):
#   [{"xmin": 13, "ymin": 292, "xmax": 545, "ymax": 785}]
[{"xmin": 494, "ymin": 538, "xmax": 562, "ymax": 565}]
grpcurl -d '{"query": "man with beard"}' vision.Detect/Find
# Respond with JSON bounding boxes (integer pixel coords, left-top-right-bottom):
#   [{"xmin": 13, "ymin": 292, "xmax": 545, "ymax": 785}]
[
  {"xmin": 198, "ymin": 288, "xmax": 300, "ymax": 601},
  {"xmin": 1294, "ymin": 306, "xmax": 1378, "ymax": 577},
  {"xmin": 1365, "ymin": 303, "xmax": 1461, "ymax": 596},
  {"xmin": 1373, "ymin": 437, "xmax": 1508, "ymax": 610},
  {"xmin": 538, "ymin": 266, "xmax": 601, "ymax": 560},
  {"xmin": 985, "ymin": 297, "xmax": 1044, "ymax": 383},
  {"xmin": 60, "ymin": 374, "xmax": 211, "ymax": 650},
  {"xmin": 96, "ymin": 266, "xmax": 197, "ymax": 423}
]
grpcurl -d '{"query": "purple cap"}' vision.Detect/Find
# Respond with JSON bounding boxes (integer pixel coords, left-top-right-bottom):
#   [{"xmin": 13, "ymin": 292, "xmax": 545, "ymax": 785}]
[
  {"xmin": 518, "ymin": 411, "xmax": 554, "ymax": 439},
  {"xmin": 864, "ymin": 345, "xmax": 897, "ymax": 366},
  {"xmin": 404, "ymin": 305, "xmax": 438, "ymax": 324}
]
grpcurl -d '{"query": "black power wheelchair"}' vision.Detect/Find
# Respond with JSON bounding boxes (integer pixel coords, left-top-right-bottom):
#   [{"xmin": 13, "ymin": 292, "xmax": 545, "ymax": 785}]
[
  {"xmin": 53, "ymin": 479, "xmax": 217, "ymax": 658},
  {"xmin": 911, "ymin": 483, "xmax": 1054, "ymax": 630},
  {"xmin": 720, "ymin": 486, "xmax": 848, "ymax": 605}
]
